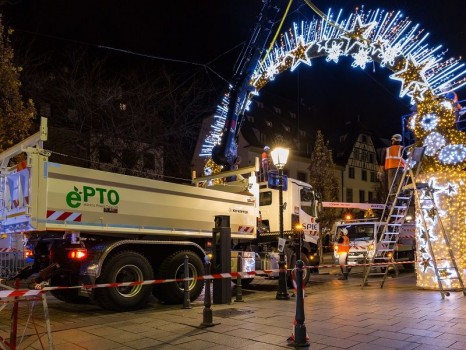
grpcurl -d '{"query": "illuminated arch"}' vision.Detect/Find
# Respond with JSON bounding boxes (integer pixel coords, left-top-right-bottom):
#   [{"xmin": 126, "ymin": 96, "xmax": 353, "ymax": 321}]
[
  {"xmin": 201, "ymin": 8, "xmax": 466, "ymax": 169},
  {"xmin": 200, "ymin": 8, "xmax": 466, "ymax": 291}
]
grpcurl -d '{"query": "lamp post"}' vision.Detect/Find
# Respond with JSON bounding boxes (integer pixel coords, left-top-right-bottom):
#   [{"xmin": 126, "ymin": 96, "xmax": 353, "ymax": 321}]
[{"xmin": 271, "ymin": 147, "xmax": 290, "ymax": 300}]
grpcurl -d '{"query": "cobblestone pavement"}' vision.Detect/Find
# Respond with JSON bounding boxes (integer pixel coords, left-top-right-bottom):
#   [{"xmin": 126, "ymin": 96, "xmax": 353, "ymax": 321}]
[{"xmin": 1, "ymin": 264, "xmax": 466, "ymax": 349}]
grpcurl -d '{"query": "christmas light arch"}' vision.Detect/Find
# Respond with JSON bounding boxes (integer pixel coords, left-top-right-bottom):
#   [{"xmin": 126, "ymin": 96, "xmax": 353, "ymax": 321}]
[{"xmin": 200, "ymin": 7, "xmax": 466, "ymax": 291}]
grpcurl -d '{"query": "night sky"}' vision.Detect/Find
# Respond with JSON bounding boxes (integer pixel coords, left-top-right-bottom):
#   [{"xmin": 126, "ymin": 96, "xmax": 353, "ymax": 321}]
[{"xmin": 2, "ymin": 0, "xmax": 466, "ymax": 138}]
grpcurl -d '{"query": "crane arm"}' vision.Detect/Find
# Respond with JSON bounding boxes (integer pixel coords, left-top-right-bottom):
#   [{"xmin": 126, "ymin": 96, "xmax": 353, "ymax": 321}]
[{"xmin": 211, "ymin": 0, "xmax": 290, "ymax": 168}]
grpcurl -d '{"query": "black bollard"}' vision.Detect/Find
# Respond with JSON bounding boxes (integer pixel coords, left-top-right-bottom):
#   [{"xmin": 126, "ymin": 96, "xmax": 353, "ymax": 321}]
[
  {"xmin": 182, "ymin": 255, "xmax": 192, "ymax": 309},
  {"xmin": 200, "ymin": 257, "xmax": 218, "ymax": 327},
  {"xmin": 289, "ymin": 260, "xmax": 309, "ymax": 347},
  {"xmin": 235, "ymin": 252, "xmax": 244, "ymax": 303}
]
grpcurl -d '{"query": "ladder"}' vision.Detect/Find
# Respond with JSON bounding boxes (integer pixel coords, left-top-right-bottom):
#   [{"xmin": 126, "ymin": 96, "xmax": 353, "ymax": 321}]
[
  {"xmin": 362, "ymin": 146, "xmax": 423, "ymax": 288},
  {"xmin": 362, "ymin": 146, "xmax": 466, "ymax": 297}
]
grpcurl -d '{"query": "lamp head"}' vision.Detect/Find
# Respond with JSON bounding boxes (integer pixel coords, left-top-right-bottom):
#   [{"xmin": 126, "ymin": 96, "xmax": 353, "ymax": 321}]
[{"xmin": 271, "ymin": 147, "xmax": 289, "ymax": 169}]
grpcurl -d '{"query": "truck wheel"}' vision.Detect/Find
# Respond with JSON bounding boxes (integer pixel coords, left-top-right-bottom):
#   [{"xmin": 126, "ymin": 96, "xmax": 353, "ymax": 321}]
[
  {"xmin": 93, "ymin": 251, "xmax": 153, "ymax": 311},
  {"xmin": 153, "ymin": 251, "xmax": 204, "ymax": 304}
]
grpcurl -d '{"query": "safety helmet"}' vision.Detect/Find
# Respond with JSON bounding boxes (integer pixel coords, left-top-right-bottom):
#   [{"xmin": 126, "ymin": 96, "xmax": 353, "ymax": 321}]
[
  {"xmin": 445, "ymin": 91, "xmax": 458, "ymax": 103},
  {"xmin": 391, "ymin": 134, "xmax": 402, "ymax": 142},
  {"xmin": 340, "ymin": 228, "xmax": 348, "ymax": 235},
  {"xmin": 264, "ymin": 146, "xmax": 270, "ymax": 151}
]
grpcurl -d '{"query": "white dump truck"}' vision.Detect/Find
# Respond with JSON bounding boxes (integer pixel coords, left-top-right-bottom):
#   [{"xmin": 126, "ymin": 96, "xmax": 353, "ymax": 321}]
[{"xmin": 0, "ymin": 120, "xmax": 320, "ymax": 310}]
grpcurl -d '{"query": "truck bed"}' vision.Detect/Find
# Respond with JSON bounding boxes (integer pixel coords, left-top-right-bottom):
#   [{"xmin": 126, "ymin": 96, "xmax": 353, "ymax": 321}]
[{"xmin": 1, "ymin": 151, "xmax": 258, "ymax": 239}]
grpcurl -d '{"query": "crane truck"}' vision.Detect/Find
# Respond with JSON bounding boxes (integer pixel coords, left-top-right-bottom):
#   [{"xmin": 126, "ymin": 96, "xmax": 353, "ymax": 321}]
[
  {"xmin": 0, "ymin": 119, "xmax": 320, "ymax": 311},
  {"xmin": 0, "ymin": 1, "xmax": 323, "ymax": 311}
]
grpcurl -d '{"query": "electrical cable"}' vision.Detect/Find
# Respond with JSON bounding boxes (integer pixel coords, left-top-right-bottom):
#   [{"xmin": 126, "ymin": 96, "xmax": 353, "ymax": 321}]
[{"xmin": 260, "ymin": 0, "xmax": 294, "ymax": 65}]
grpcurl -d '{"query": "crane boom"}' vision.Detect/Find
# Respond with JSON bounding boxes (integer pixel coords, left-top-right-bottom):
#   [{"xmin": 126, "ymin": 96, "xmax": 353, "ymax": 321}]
[{"xmin": 211, "ymin": 0, "xmax": 287, "ymax": 168}]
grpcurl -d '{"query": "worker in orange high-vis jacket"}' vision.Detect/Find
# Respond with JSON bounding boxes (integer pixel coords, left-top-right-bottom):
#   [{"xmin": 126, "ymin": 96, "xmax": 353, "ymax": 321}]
[
  {"xmin": 336, "ymin": 228, "xmax": 350, "ymax": 280},
  {"xmin": 382, "ymin": 134, "xmax": 406, "ymax": 193},
  {"xmin": 261, "ymin": 146, "xmax": 271, "ymax": 181}
]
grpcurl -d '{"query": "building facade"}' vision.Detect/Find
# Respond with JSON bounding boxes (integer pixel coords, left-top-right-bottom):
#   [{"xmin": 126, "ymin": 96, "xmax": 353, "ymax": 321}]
[{"xmin": 193, "ymin": 100, "xmax": 386, "ymax": 207}]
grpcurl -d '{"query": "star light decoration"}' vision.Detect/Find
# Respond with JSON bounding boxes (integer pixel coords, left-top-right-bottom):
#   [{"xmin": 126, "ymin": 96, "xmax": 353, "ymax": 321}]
[{"xmin": 390, "ymin": 55, "xmax": 432, "ymax": 101}]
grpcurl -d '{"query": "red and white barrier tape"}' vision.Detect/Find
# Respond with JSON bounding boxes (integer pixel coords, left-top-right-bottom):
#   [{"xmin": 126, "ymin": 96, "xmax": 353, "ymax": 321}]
[{"xmin": 0, "ymin": 260, "xmax": 416, "ymax": 299}]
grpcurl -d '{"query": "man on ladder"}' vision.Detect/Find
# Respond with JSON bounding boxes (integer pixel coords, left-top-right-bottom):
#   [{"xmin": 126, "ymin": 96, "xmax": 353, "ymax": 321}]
[{"xmin": 382, "ymin": 134, "xmax": 406, "ymax": 193}]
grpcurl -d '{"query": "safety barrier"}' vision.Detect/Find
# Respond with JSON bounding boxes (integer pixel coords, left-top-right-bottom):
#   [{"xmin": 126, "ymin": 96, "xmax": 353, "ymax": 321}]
[
  {"xmin": 0, "ymin": 250, "xmax": 28, "ymax": 279},
  {"xmin": 0, "ymin": 259, "xmax": 417, "ymax": 299},
  {"xmin": 0, "ymin": 280, "xmax": 53, "ymax": 350}
]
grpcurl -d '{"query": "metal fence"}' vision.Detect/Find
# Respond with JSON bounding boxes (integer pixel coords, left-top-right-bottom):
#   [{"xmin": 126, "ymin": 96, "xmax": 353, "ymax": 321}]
[{"xmin": 0, "ymin": 251, "xmax": 28, "ymax": 279}]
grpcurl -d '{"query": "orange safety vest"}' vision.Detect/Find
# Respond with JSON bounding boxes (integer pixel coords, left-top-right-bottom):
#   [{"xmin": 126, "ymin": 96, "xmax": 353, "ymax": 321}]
[
  {"xmin": 261, "ymin": 152, "xmax": 269, "ymax": 165},
  {"xmin": 337, "ymin": 235, "xmax": 350, "ymax": 254},
  {"xmin": 384, "ymin": 145, "xmax": 406, "ymax": 170}
]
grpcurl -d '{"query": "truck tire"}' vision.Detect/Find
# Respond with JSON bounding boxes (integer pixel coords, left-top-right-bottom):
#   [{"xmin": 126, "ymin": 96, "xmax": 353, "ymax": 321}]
[
  {"xmin": 153, "ymin": 251, "xmax": 204, "ymax": 304},
  {"xmin": 93, "ymin": 251, "xmax": 153, "ymax": 311}
]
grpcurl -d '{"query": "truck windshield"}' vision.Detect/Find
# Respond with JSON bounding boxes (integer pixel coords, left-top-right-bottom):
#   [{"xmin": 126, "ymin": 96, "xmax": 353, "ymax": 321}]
[
  {"xmin": 300, "ymin": 187, "xmax": 317, "ymax": 217},
  {"xmin": 338, "ymin": 224, "xmax": 374, "ymax": 241}
]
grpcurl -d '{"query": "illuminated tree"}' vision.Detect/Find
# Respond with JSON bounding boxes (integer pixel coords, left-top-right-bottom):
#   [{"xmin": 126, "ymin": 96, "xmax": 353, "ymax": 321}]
[
  {"xmin": 308, "ymin": 130, "xmax": 339, "ymax": 256},
  {"xmin": 0, "ymin": 16, "xmax": 35, "ymax": 152}
]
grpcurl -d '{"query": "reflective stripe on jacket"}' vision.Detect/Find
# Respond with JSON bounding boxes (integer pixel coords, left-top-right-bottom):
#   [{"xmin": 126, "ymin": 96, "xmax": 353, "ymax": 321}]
[
  {"xmin": 337, "ymin": 235, "xmax": 350, "ymax": 254},
  {"xmin": 384, "ymin": 145, "xmax": 406, "ymax": 170}
]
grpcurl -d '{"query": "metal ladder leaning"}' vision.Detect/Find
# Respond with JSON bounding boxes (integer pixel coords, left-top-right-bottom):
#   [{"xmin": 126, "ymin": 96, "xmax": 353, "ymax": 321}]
[
  {"xmin": 412, "ymin": 173, "xmax": 466, "ymax": 299},
  {"xmin": 362, "ymin": 146, "xmax": 424, "ymax": 288}
]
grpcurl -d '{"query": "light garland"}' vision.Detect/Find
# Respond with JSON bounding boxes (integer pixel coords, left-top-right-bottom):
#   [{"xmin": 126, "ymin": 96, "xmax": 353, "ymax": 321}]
[
  {"xmin": 200, "ymin": 7, "xmax": 466, "ymax": 161},
  {"xmin": 415, "ymin": 176, "xmax": 464, "ymax": 290}
]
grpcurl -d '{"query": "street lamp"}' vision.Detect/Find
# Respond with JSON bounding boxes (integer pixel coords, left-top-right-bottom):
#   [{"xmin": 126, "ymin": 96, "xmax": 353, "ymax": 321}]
[{"xmin": 271, "ymin": 147, "xmax": 290, "ymax": 300}]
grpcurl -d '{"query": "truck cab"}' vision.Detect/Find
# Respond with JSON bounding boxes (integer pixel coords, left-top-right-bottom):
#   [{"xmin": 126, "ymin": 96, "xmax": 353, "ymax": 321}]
[
  {"xmin": 258, "ymin": 174, "xmax": 320, "ymax": 241},
  {"xmin": 256, "ymin": 173, "xmax": 321, "ymax": 276}
]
